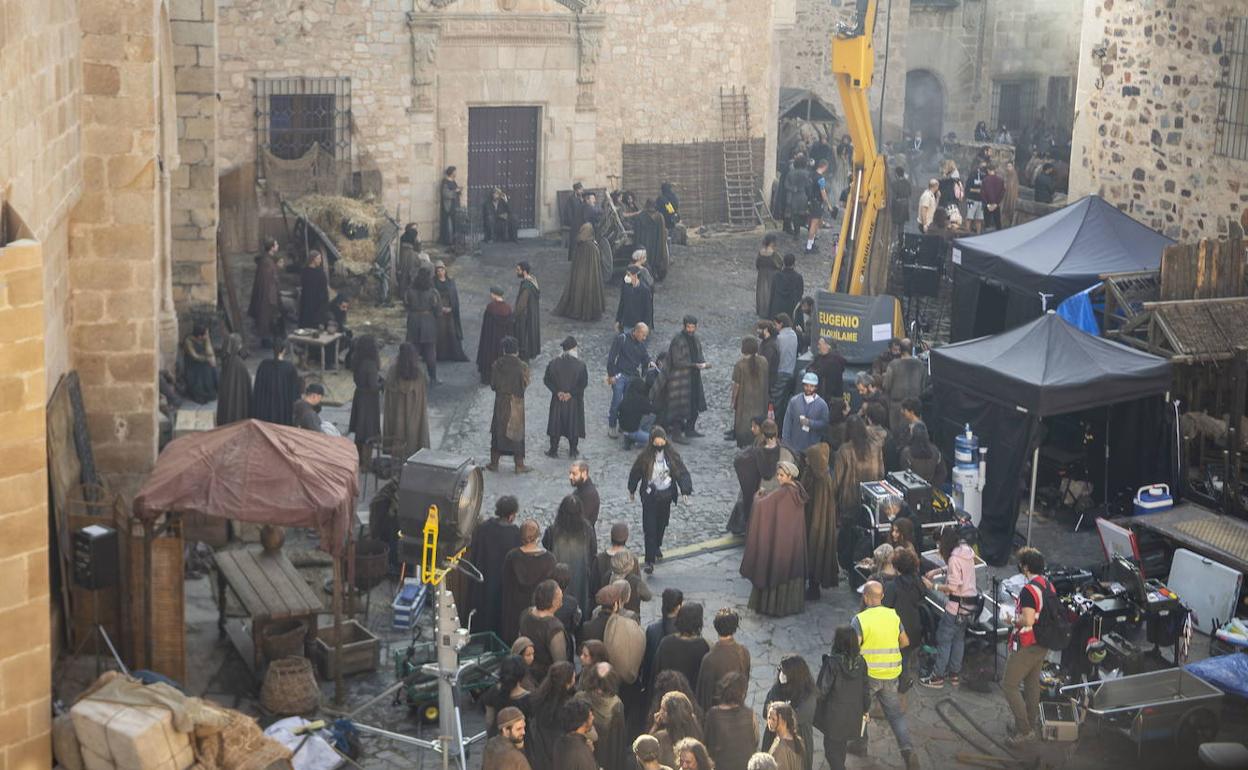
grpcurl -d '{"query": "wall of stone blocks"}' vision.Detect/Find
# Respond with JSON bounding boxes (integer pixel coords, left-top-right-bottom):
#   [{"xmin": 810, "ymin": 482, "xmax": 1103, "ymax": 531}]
[
  {"xmin": 1069, "ymin": 0, "xmax": 1248, "ymax": 240},
  {"xmin": 70, "ymin": 0, "xmax": 164, "ymax": 476},
  {"xmin": 170, "ymin": 0, "xmax": 219, "ymax": 313}
]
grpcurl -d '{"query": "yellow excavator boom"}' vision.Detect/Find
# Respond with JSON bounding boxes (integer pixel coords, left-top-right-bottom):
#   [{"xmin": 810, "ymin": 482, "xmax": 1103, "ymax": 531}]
[{"xmin": 829, "ymin": 0, "xmax": 889, "ymax": 295}]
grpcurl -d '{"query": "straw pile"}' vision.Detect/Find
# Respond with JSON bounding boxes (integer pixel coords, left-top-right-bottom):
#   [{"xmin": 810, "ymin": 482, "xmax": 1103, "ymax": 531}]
[{"xmin": 290, "ymin": 194, "xmax": 384, "ymax": 263}]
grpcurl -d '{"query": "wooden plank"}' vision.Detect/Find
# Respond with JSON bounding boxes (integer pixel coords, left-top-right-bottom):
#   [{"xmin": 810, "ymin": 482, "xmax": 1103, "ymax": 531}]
[
  {"xmin": 255, "ymin": 550, "xmax": 320, "ymax": 617},
  {"xmin": 232, "ymin": 550, "xmax": 292, "ymax": 620},
  {"xmin": 215, "ymin": 551, "xmax": 271, "ymax": 620},
  {"xmin": 272, "ymin": 553, "xmax": 324, "ymax": 611}
]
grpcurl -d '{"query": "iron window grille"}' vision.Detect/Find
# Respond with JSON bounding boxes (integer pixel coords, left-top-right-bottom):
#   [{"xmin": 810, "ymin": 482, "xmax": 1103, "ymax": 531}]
[
  {"xmin": 990, "ymin": 78, "xmax": 1037, "ymax": 133},
  {"xmin": 1215, "ymin": 17, "xmax": 1248, "ymax": 161},
  {"xmin": 254, "ymin": 77, "xmax": 352, "ymax": 164}
]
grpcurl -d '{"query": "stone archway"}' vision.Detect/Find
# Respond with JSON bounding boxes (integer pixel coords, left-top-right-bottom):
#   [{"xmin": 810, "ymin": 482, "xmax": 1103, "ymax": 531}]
[{"xmin": 904, "ymin": 69, "xmax": 944, "ymax": 146}]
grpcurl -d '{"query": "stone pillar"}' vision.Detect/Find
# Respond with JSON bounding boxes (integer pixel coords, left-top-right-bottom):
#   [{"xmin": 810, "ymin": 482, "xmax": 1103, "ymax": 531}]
[
  {"xmin": 0, "ymin": 214, "xmax": 54, "ymax": 770},
  {"xmin": 70, "ymin": 0, "xmax": 162, "ymax": 476}
]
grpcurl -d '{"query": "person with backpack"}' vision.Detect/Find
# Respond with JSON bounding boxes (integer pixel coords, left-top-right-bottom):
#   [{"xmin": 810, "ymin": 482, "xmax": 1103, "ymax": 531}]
[{"xmin": 1003, "ymin": 547, "xmax": 1069, "ymax": 746}]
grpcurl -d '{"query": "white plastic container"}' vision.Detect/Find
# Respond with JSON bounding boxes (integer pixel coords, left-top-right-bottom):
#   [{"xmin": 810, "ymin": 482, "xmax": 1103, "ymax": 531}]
[{"xmin": 1132, "ymin": 484, "xmax": 1172, "ymax": 515}]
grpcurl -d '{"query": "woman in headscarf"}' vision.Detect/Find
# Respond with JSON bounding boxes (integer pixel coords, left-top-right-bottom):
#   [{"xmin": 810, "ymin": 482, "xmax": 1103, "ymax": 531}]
[
  {"xmin": 740, "ymin": 460, "xmax": 809, "ymax": 617},
  {"xmin": 382, "ymin": 342, "xmax": 431, "ymax": 459},
  {"xmin": 802, "ymin": 442, "xmax": 838, "ymax": 594},
  {"xmin": 297, "ymin": 250, "xmax": 330, "ymax": 329},
  {"xmin": 216, "ymin": 333, "xmax": 251, "ymax": 424},
  {"xmin": 348, "ymin": 334, "xmax": 382, "ymax": 466},
  {"xmin": 552, "ymin": 223, "xmax": 605, "ymax": 321},
  {"xmin": 433, "ymin": 260, "xmax": 469, "ymax": 362}
]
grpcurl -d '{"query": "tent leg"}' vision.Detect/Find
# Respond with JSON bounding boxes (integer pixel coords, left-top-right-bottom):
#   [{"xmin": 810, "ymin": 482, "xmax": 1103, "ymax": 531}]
[
  {"xmin": 144, "ymin": 521, "xmax": 154, "ymax": 670},
  {"xmin": 1026, "ymin": 445, "xmax": 1040, "ymax": 546},
  {"xmin": 332, "ymin": 557, "xmax": 345, "ymax": 706}
]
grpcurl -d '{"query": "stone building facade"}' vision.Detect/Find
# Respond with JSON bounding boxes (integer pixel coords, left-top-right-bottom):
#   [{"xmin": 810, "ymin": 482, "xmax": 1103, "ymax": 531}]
[
  {"xmin": 215, "ymin": 0, "xmax": 792, "ymax": 247},
  {"xmin": 1068, "ymin": 0, "xmax": 1247, "ymax": 240},
  {"xmin": 780, "ymin": 0, "xmax": 1080, "ymax": 150}
]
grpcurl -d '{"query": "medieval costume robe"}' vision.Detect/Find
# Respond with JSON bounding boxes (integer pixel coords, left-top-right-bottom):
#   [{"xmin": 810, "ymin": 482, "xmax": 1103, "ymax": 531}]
[
  {"xmin": 615, "ymin": 280, "xmax": 654, "ymax": 330},
  {"xmin": 469, "ymin": 517, "xmax": 523, "ymax": 640},
  {"xmin": 587, "ymin": 690, "xmax": 628, "ymax": 770},
  {"xmin": 382, "ymin": 360, "xmax": 431, "ymax": 460},
  {"xmin": 182, "ymin": 334, "xmax": 218, "ymax": 404},
  {"xmin": 297, "ymin": 264, "xmax": 329, "ymax": 329},
  {"xmin": 740, "ymin": 481, "xmax": 809, "ymax": 617},
  {"xmin": 727, "ymin": 443, "xmax": 798, "ymax": 536},
  {"xmin": 482, "ymin": 197, "xmax": 518, "ymax": 242},
  {"xmin": 514, "ymin": 276, "xmax": 542, "ymax": 361},
  {"xmin": 404, "ymin": 285, "xmax": 441, "ymax": 347},
  {"xmin": 251, "ymin": 357, "xmax": 301, "ymax": 426},
  {"xmin": 482, "ymin": 734, "xmax": 531, "ymax": 770},
  {"xmin": 573, "ymin": 479, "xmax": 600, "ymax": 527},
  {"xmin": 541, "ymin": 521, "xmax": 597, "ymax": 619},
  {"xmin": 632, "ymin": 208, "xmax": 669, "ymax": 282},
  {"xmin": 500, "ymin": 547, "xmax": 557, "ymax": 644},
  {"xmin": 665, "ymin": 329, "xmax": 707, "ymax": 432},
  {"xmin": 490, "ymin": 354, "xmax": 530, "ymax": 458},
  {"xmin": 348, "ymin": 356, "xmax": 382, "ymax": 452},
  {"xmin": 755, "ymin": 248, "xmax": 783, "ymax": 318},
  {"xmin": 440, "ymin": 178, "xmax": 460, "ymax": 246},
  {"xmin": 831, "ymin": 441, "xmax": 884, "ymax": 524},
  {"xmin": 882, "ymin": 356, "xmax": 928, "ymax": 430},
  {"xmin": 553, "ymin": 224, "xmax": 605, "ymax": 322},
  {"xmin": 216, "ymin": 334, "xmax": 251, "ymax": 425},
  {"xmin": 768, "ymin": 266, "xmax": 804, "ymax": 320},
  {"xmin": 802, "ymin": 443, "xmax": 838, "ymax": 589},
  {"xmin": 477, "ymin": 300, "xmax": 515, "ymax": 385},
  {"xmin": 544, "ymin": 352, "xmax": 588, "ymax": 451},
  {"xmin": 553, "ymin": 733, "xmax": 597, "ymax": 770},
  {"xmin": 564, "ymin": 194, "xmax": 586, "ymax": 261},
  {"xmin": 434, "ymin": 273, "xmax": 469, "ymax": 362},
  {"xmin": 695, "ymin": 638, "xmax": 752, "ymax": 711},
  {"xmin": 248, "ymin": 253, "xmax": 282, "ymax": 342},
  {"xmin": 806, "ymin": 350, "xmax": 846, "ymax": 405},
  {"xmin": 731, "ymin": 354, "xmax": 769, "ymax": 447}
]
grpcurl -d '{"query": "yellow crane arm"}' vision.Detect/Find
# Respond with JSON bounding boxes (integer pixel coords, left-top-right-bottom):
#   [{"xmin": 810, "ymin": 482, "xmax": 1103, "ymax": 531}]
[{"xmin": 829, "ymin": 0, "xmax": 889, "ymax": 295}]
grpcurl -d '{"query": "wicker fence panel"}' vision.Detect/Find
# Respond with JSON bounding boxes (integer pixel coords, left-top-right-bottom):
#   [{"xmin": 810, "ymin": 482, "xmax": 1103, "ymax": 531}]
[{"xmin": 622, "ymin": 139, "xmax": 765, "ymax": 227}]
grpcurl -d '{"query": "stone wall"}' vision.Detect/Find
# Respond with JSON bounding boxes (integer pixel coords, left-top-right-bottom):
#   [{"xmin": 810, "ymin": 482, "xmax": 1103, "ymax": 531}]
[
  {"xmin": 779, "ymin": 0, "xmax": 1080, "ymax": 148},
  {"xmin": 170, "ymin": 0, "xmax": 219, "ymax": 314},
  {"xmin": 69, "ymin": 0, "xmax": 164, "ymax": 475},
  {"xmin": 0, "ymin": 0, "xmax": 83, "ymax": 758},
  {"xmin": 215, "ymin": 0, "xmax": 782, "ymax": 240},
  {"xmin": 1069, "ymin": 0, "xmax": 1248, "ymax": 240}
]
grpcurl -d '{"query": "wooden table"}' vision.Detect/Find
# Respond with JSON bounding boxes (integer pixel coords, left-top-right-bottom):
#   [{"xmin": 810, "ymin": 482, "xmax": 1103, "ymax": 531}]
[
  {"xmin": 214, "ymin": 547, "xmax": 325, "ymax": 672},
  {"xmin": 288, "ymin": 331, "xmax": 343, "ymax": 370}
]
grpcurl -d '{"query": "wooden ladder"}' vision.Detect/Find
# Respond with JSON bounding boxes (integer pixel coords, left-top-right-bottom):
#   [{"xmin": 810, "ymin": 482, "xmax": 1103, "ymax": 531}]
[{"xmin": 720, "ymin": 86, "xmax": 759, "ymax": 226}]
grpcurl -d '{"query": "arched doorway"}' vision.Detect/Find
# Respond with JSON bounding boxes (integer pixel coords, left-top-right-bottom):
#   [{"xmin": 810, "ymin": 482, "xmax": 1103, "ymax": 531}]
[{"xmin": 904, "ymin": 69, "xmax": 944, "ymax": 146}]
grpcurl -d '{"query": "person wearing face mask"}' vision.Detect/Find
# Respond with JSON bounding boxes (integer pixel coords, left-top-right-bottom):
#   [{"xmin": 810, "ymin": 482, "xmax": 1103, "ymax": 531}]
[
  {"xmin": 782, "ymin": 372, "xmax": 829, "ymax": 452},
  {"xmin": 544, "ymin": 336, "xmax": 589, "ymax": 459},
  {"xmin": 627, "ymin": 426, "xmax": 693, "ymax": 574},
  {"xmin": 616, "ymin": 265, "xmax": 655, "ymax": 331}
]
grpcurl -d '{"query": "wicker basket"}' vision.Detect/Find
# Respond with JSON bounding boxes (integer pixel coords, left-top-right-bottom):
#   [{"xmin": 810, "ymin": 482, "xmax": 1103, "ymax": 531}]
[
  {"xmin": 260, "ymin": 619, "xmax": 308, "ymax": 661},
  {"xmin": 353, "ymin": 538, "xmax": 390, "ymax": 591},
  {"xmin": 260, "ymin": 656, "xmax": 320, "ymax": 716}
]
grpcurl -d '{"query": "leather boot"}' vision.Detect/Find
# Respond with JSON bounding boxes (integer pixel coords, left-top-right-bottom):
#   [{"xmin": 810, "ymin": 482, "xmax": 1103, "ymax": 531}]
[
  {"xmin": 486, "ymin": 450, "xmax": 501, "ymax": 472},
  {"xmin": 515, "ymin": 456, "xmax": 533, "ymax": 474}
]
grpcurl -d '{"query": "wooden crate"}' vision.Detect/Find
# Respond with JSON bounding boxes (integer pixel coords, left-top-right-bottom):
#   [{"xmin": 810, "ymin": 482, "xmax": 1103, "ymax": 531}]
[{"xmin": 313, "ymin": 620, "xmax": 379, "ymax": 679}]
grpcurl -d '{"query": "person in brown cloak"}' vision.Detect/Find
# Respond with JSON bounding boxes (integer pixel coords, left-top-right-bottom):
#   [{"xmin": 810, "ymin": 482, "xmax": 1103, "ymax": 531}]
[
  {"xmin": 553, "ymin": 224, "xmax": 605, "ymax": 322},
  {"xmin": 633, "ymin": 201, "xmax": 670, "ymax": 282},
  {"xmin": 755, "ymin": 234, "xmax": 782, "ymax": 318},
  {"xmin": 740, "ymin": 460, "xmax": 808, "ymax": 617},
  {"xmin": 802, "ymin": 442, "xmax": 839, "ymax": 594},
  {"xmin": 726, "ymin": 419, "xmax": 797, "ymax": 536},
  {"xmin": 544, "ymin": 336, "xmax": 588, "ymax": 458},
  {"xmin": 404, "ymin": 267, "xmax": 442, "ymax": 383},
  {"xmin": 583, "ymin": 662, "xmax": 629, "ymax": 770},
  {"xmin": 434, "ymin": 261, "xmax": 469, "ymax": 362},
  {"xmin": 251, "ymin": 339, "xmax": 301, "ymax": 426},
  {"xmin": 347, "ymin": 334, "xmax": 382, "ymax": 465},
  {"xmin": 552, "ymin": 697, "xmax": 597, "ymax": 770},
  {"xmin": 248, "ymin": 238, "xmax": 283, "ymax": 346},
  {"xmin": 216, "ymin": 333, "xmax": 252, "ymax": 425},
  {"xmin": 482, "ymin": 706, "xmax": 532, "ymax": 770},
  {"xmin": 490, "ymin": 336, "xmax": 531, "ymax": 473},
  {"xmin": 695, "ymin": 608, "xmax": 751, "ymax": 712},
  {"xmin": 500, "ymin": 519, "xmax": 557, "ymax": 644},
  {"xmin": 514, "ymin": 262, "xmax": 542, "ymax": 361},
  {"xmin": 730, "ymin": 337, "xmax": 770, "ymax": 447},
  {"xmin": 478, "ymin": 287, "xmax": 515, "ymax": 385},
  {"xmin": 470, "ymin": 496, "xmax": 523, "ymax": 640},
  {"xmin": 664, "ymin": 316, "xmax": 709, "ymax": 442},
  {"xmin": 382, "ymin": 342, "xmax": 431, "ymax": 459}
]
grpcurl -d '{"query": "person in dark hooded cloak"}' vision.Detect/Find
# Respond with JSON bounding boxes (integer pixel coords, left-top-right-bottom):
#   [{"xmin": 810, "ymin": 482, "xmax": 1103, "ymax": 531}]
[
  {"xmin": 433, "ymin": 260, "xmax": 469, "ymax": 362},
  {"xmin": 541, "ymin": 495, "xmax": 597, "ymax": 616},
  {"xmin": 500, "ymin": 519, "xmax": 558, "ymax": 644},
  {"xmin": 297, "ymin": 250, "xmax": 330, "ymax": 329},
  {"xmin": 348, "ymin": 334, "xmax": 382, "ymax": 466},
  {"xmin": 632, "ymin": 201, "xmax": 670, "ymax": 282},
  {"xmin": 469, "ymin": 495, "xmax": 523, "ymax": 640},
  {"xmin": 514, "ymin": 261, "xmax": 542, "ymax": 361},
  {"xmin": 478, "ymin": 287, "xmax": 515, "ymax": 385},
  {"xmin": 248, "ymin": 238, "xmax": 283, "ymax": 346},
  {"xmin": 251, "ymin": 339, "xmax": 301, "ymax": 426},
  {"xmin": 489, "ymin": 336, "xmax": 531, "ymax": 473},
  {"xmin": 553, "ymin": 224, "xmax": 605, "ymax": 322},
  {"xmin": 615, "ymin": 266, "xmax": 654, "ymax": 331},
  {"xmin": 216, "ymin": 333, "xmax": 251, "ymax": 425}
]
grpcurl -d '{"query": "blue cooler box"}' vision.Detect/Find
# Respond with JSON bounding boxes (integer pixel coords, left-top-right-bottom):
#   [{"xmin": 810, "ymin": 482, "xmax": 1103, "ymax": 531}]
[{"xmin": 1133, "ymin": 484, "xmax": 1172, "ymax": 515}]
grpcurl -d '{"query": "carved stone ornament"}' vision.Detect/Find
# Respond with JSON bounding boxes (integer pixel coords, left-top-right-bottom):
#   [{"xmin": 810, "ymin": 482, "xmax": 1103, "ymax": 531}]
[
  {"xmin": 407, "ymin": 17, "xmax": 441, "ymax": 112},
  {"xmin": 576, "ymin": 16, "xmax": 602, "ymax": 111}
]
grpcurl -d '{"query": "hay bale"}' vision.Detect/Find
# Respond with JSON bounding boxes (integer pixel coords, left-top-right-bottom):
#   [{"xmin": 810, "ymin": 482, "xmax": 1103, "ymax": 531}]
[{"xmin": 290, "ymin": 195, "xmax": 385, "ymax": 263}]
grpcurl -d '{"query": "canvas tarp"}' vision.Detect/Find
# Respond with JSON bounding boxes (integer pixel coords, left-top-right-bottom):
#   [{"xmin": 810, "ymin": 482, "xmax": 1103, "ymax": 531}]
[
  {"xmin": 133, "ymin": 419, "xmax": 359, "ymax": 557},
  {"xmin": 950, "ymin": 195, "xmax": 1174, "ymax": 340},
  {"xmin": 930, "ymin": 313, "xmax": 1172, "ymax": 564}
]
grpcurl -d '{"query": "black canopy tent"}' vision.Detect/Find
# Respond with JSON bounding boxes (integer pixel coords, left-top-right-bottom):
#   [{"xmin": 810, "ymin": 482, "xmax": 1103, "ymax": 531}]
[
  {"xmin": 931, "ymin": 313, "xmax": 1174, "ymax": 564},
  {"xmin": 950, "ymin": 195, "xmax": 1174, "ymax": 341}
]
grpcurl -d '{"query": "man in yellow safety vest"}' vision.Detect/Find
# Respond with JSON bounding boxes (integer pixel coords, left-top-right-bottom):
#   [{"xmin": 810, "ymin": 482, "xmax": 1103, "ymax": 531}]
[{"xmin": 853, "ymin": 580, "xmax": 919, "ymax": 770}]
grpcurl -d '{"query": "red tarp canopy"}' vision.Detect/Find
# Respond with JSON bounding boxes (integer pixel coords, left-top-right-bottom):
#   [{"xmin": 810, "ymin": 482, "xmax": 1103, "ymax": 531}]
[{"xmin": 133, "ymin": 419, "xmax": 359, "ymax": 556}]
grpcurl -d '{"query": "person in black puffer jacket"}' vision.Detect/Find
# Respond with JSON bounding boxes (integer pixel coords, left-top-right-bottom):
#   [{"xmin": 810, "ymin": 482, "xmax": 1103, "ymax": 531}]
[{"xmin": 814, "ymin": 626, "xmax": 870, "ymax": 770}]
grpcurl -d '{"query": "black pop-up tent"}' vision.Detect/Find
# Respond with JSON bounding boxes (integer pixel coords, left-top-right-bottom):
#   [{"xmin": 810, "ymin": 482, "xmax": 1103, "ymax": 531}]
[
  {"xmin": 931, "ymin": 313, "xmax": 1174, "ymax": 564},
  {"xmin": 950, "ymin": 195, "xmax": 1174, "ymax": 341}
]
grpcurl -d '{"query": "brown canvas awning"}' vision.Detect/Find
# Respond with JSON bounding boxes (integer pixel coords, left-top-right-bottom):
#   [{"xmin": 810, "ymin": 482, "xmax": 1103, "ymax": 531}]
[{"xmin": 133, "ymin": 419, "xmax": 359, "ymax": 556}]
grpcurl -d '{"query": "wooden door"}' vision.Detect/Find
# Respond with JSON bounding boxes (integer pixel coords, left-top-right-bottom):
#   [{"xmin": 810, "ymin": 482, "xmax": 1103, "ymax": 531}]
[{"xmin": 468, "ymin": 106, "xmax": 540, "ymax": 231}]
